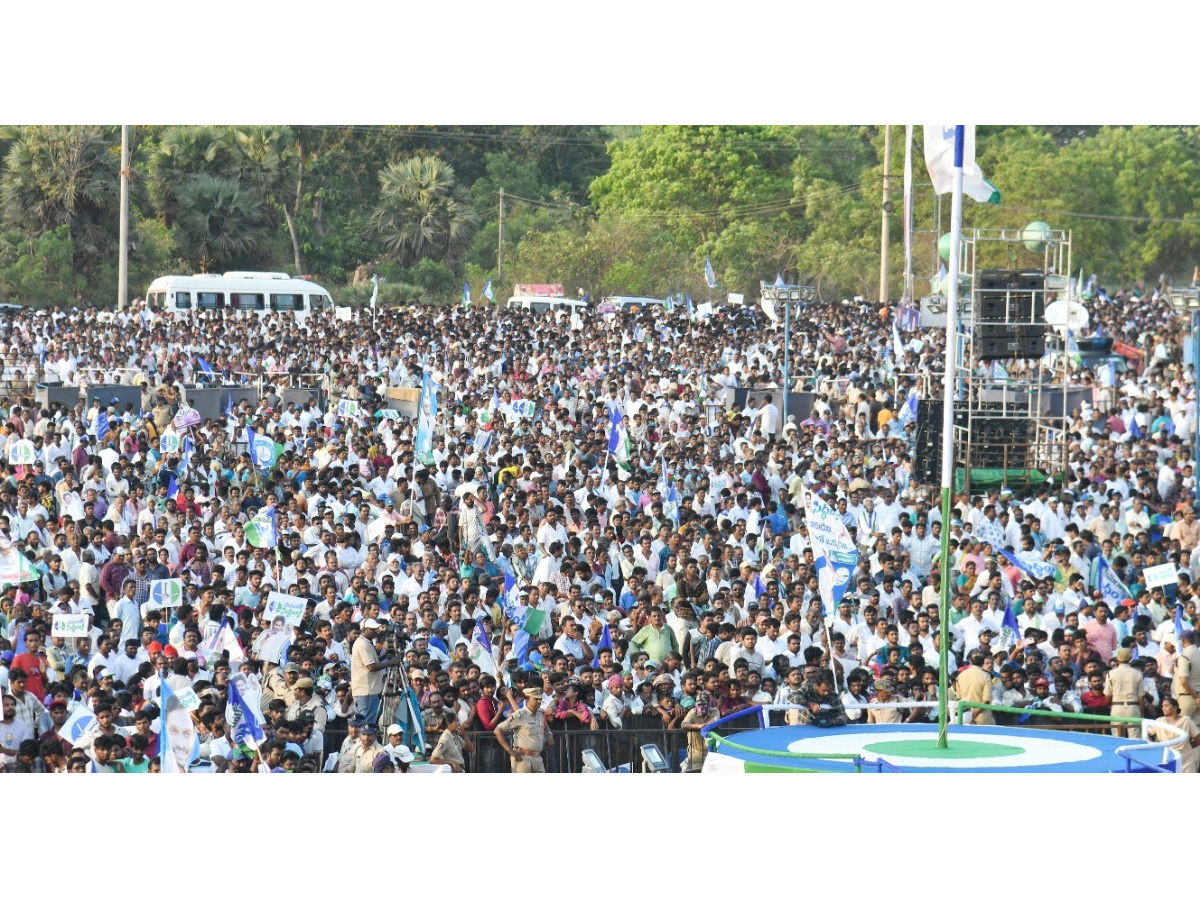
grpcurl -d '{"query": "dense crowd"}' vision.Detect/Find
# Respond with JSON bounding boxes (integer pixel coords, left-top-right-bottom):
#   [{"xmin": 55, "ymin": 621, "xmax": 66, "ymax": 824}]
[{"xmin": 1, "ymin": 282, "xmax": 1199, "ymax": 775}]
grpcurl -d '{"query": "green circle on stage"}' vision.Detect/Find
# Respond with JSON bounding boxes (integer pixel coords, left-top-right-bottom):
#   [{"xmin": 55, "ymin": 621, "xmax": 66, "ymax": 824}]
[{"xmin": 861, "ymin": 739, "xmax": 1025, "ymax": 760}]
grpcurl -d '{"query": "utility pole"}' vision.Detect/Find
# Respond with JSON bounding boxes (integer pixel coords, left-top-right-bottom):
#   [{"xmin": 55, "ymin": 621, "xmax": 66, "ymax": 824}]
[
  {"xmin": 497, "ymin": 187, "xmax": 505, "ymax": 285},
  {"xmin": 879, "ymin": 124, "xmax": 891, "ymax": 306},
  {"xmin": 118, "ymin": 124, "xmax": 130, "ymax": 310}
]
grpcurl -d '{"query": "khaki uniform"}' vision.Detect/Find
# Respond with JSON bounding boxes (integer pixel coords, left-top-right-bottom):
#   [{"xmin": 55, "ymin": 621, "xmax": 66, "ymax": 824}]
[
  {"xmin": 354, "ymin": 741, "xmax": 385, "ymax": 773},
  {"xmin": 1174, "ymin": 647, "xmax": 1200, "ymax": 723},
  {"xmin": 1105, "ymin": 663, "xmax": 1145, "ymax": 737},
  {"xmin": 259, "ymin": 668, "xmax": 293, "ymax": 714},
  {"xmin": 956, "ymin": 665, "xmax": 995, "ymax": 725},
  {"xmin": 495, "ymin": 707, "xmax": 549, "ymax": 773},
  {"xmin": 288, "ymin": 695, "xmax": 328, "ymax": 734},
  {"xmin": 337, "ymin": 734, "xmax": 360, "ymax": 773},
  {"xmin": 431, "ymin": 730, "xmax": 466, "ymax": 769}
]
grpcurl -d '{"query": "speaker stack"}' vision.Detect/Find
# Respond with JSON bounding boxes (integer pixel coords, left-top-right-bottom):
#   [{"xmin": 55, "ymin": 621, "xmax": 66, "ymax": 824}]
[{"xmin": 972, "ymin": 269, "xmax": 1047, "ymax": 361}]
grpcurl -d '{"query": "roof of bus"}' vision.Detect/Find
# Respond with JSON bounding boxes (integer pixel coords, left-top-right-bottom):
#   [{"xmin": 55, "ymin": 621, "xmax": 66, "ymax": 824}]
[{"xmin": 146, "ymin": 274, "xmax": 331, "ymax": 294}]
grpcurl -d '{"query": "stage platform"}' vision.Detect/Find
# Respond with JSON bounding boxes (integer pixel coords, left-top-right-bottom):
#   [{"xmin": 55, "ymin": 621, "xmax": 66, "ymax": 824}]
[{"xmin": 703, "ymin": 722, "xmax": 1177, "ymax": 774}]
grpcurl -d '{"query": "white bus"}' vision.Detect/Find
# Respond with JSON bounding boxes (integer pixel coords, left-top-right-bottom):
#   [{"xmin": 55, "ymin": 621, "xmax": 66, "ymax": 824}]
[{"xmin": 144, "ymin": 272, "xmax": 337, "ymax": 321}]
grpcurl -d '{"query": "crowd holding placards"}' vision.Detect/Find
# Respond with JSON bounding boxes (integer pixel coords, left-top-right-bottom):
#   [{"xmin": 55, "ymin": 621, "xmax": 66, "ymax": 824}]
[{"xmin": 0, "ymin": 287, "xmax": 1198, "ymax": 774}]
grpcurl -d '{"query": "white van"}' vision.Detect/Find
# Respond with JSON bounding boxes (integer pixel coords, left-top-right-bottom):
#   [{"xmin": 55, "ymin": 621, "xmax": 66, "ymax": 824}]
[
  {"xmin": 597, "ymin": 296, "xmax": 665, "ymax": 314},
  {"xmin": 505, "ymin": 296, "xmax": 588, "ymax": 315},
  {"xmin": 145, "ymin": 272, "xmax": 336, "ymax": 322}
]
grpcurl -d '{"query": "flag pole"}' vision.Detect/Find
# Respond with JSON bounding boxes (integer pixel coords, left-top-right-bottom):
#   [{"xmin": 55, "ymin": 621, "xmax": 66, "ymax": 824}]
[
  {"xmin": 936, "ymin": 126, "xmax": 965, "ymax": 750},
  {"xmin": 902, "ymin": 125, "xmax": 914, "ymax": 305}
]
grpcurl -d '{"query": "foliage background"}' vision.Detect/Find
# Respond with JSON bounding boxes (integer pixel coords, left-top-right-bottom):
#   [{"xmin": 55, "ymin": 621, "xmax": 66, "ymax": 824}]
[{"xmin": 1, "ymin": 124, "xmax": 1197, "ymax": 307}]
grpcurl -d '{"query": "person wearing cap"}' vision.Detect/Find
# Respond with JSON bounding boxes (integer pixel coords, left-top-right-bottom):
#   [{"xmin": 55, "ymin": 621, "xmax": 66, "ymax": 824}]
[
  {"xmin": 349, "ymin": 721, "xmax": 385, "ymax": 773},
  {"xmin": 866, "ymin": 678, "xmax": 903, "ymax": 724},
  {"xmin": 350, "ymin": 617, "xmax": 403, "ymax": 726},
  {"xmin": 493, "ymin": 686, "xmax": 552, "ymax": 773},
  {"xmin": 287, "ymin": 677, "xmax": 328, "ymax": 739}
]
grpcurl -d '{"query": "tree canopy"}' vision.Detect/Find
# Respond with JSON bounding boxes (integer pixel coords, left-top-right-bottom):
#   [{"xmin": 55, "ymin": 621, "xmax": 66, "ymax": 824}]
[{"xmin": 0, "ymin": 124, "xmax": 1198, "ymax": 306}]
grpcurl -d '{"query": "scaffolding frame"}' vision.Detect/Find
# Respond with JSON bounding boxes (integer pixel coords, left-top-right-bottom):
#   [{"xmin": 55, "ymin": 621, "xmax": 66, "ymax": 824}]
[{"xmin": 947, "ymin": 228, "xmax": 1073, "ymax": 494}]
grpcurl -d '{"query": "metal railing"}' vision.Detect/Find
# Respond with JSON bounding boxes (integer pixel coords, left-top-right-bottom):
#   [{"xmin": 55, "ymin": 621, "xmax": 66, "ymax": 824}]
[
  {"xmin": 456, "ymin": 721, "xmax": 754, "ymax": 773},
  {"xmin": 955, "ymin": 701, "xmax": 1187, "ymax": 774}
]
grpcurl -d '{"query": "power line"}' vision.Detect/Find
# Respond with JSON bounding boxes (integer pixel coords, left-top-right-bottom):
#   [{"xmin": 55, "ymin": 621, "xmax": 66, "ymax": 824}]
[
  {"xmin": 305, "ymin": 124, "xmax": 876, "ymax": 152},
  {"xmin": 994, "ymin": 204, "xmax": 1200, "ymax": 226},
  {"xmin": 500, "ymin": 177, "xmax": 883, "ymax": 222}
]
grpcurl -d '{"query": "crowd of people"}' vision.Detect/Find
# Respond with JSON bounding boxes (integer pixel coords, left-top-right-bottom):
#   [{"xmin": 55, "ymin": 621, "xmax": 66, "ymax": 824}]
[{"xmin": 1, "ymin": 280, "xmax": 1199, "ymax": 775}]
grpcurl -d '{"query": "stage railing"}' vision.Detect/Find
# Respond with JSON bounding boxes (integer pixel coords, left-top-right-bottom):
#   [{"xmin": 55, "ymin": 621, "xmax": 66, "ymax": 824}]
[{"xmin": 955, "ymin": 701, "xmax": 1186, "ymax": 773}]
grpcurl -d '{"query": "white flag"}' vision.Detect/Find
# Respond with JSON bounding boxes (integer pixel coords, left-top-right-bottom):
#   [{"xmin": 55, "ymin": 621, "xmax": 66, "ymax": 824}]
[{"xmin": 923, "ymin": 125, "xmax": 1000, "ymax": 204}]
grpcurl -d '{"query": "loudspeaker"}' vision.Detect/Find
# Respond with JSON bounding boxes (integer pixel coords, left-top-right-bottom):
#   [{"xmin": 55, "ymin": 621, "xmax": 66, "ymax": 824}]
[
  {"xmin": 973, "ymin": 268, "xmax": 1046, "ymax": 324},
  {"xmin": 1076, "ymin": 336, "xmax": 1113, "ymax": 353},
  {"xmin": 974, "ymin": 324, "xmax": 1046, "ymax": 360},
  {"xmin": 965, "ymin": 417, "xmax": 1031, "ymax": 469}
]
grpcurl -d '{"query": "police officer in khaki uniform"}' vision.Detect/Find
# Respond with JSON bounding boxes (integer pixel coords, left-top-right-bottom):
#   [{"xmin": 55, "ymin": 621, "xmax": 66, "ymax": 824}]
[
  {"xmin": 955, "ymin": 650, "xmax": 995, "ymax": 725},
  {"xmin": 1104, "ymin": 647, "xmax": 1146, "ymax": 737},
  {"xmin": 493, "ymin": 687, "xmax": 553, "ymax": 772},
  {"xmin": 287, "ymin": 678, "xmax": 327, "ymax": 726},
  {"xmin": 1175, "ymin": 630, "xmax": 1200, "ymax": 724}
]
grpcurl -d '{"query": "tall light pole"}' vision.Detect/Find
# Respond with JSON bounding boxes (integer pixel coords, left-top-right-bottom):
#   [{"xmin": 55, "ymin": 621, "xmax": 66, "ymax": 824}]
[
  {"xmin": 880, "ymin": 124, "xmax": 892, "ymax": 305},
  {"xmin": 764, "ymin": 283, "xmax": 813, "ymax": 427},
  {"xmin": 1166, "ymin": 289, "xmax": 1200, "ymax": 508},
  {"xmin": 117, "ymin": 124, "xmax": 130, "ymax": 310}
]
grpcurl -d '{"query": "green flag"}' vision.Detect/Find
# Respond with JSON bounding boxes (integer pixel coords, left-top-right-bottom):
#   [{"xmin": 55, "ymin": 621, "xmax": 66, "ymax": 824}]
[{"xmin": 522, "ymin": 609, "xmax": 546, "ymax": 636}]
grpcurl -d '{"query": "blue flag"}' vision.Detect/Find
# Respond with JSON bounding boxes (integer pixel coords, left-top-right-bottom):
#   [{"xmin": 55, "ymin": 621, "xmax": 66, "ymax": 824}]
[
  {"xmin": 753, "ymin": 574, "xmax": 766, "ymax": 599},
  {"xmin": 774, "ymin": 272, "xmax": 785, "ymax": 290},
  {"xmin": 225, "ymin": 395, "xmax": 235, "ymax": 420},
  {"xmin": 1097, "ymin": 556, "xmax": 1131, "ymax": 605},
  {"xmin": 686, "ymin": 295, "xmax": 695, "ymax": 318},
  {"xmin": 196, "ymin": 357, "xmax": 214, "ymax": 379},
  {"xmin": 1130, "ymin": 416, "xmax": 1143, "ymax": 439},
  {"xmin": 167, "ymin": 475, "xmax": 179, "ymax": 500},
  {"xmin": 1000, "ymin": 549, "xmax": 1057, "ymax": 582},
  {"xmin": 482, "ymin": 279, "xmax": 494, "ymax": 302},
  {"xmin": 95, "ymin": 410, "xmax": 109, "ymax": 442},
  {"xmin": 1175, "ymin": 602, "xmax": 1185, "ymax": 637},
  {"xmin": 462, "ymin": 282, "xmax": 471, "ymax": 306},
  {"xmin": 596, "ymin": 623, "xmax": 613, "ymax": 658},
  {"xmin": 227, "ymin": 678, "xmax": 265, "ymax": 752},
  {"xmin": 897, "ymin": 388, "xmax": 918, "ymax": 426},
  {"xmin": 705, "ymin": 256, "xmax": 717, "ymax": 289},
  {"xmin": 667, "ymin": 482, "xmax": 681, "ymax": 527},
  {"xmin": 607, "ymin": 407, "xmax": 623, "ymax": 454},
  {"xmin": 178, "ymin": 435, "xmax": 194, "ymax": 475},
  {"xmin": 1002, "ymin": 597, "xmax": 1021, "ymax": 635},
  {"xmin": 512, "ymin": 628, "xmax": 531, "ymax": 669}
]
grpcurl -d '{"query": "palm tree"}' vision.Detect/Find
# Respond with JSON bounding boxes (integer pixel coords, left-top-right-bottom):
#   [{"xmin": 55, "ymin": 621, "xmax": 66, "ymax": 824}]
[
  {"xmin": 0, "ymin": 125, "xmax": 123, "ymax": 264},
  {"xmin": 175, "ymin": 175, "xmax": 266, "ymax": 272},
  {"xmin": 231, "ymin": 125, "xmax": 304, "ymax": 274},
  {"xmin": 148, "ymin": 125, "xmax": 239, "ymax": 227},
  {"xmin": 370, "ymin": 155, "xmax": 479, "ymax": 267}
]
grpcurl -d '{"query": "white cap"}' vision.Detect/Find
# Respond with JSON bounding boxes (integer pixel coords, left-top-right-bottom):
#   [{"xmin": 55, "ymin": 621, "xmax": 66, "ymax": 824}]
[
  {"xmin": 361, "ymin": 618, "xmax": 382, "ymax": 630},
  {"xmin": 390, "ymin": 744, "xmax": 415, "ymax": 764},
  {"xmin": 386, "ymin": 723, "xmax": 403, "ymax": 736}
]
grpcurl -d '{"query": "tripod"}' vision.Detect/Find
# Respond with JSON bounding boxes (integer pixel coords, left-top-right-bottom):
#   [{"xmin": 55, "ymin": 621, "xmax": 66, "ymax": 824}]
[{"xmin": 379, "ymin": 633, "xmax": 427, "ymax": 758}]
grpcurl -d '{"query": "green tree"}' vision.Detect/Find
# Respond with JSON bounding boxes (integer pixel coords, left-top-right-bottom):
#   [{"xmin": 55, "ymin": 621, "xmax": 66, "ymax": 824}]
[
  {"xmin": 0, "ymin": 225, "xmax": 87, "ymax": 305},
  {"xmin": 174, "ymin": 175, "xmax": 266, "ymax": 271},
  {"xmin": 0, "ymin": 125, "xmax": 127, "ymax": 271},
  {"xmin": 232, "ymin": 125, "xmax": 311, "ymax": 273},
  {"xmin": 148, "ymin": 126, "xmax": 241, "ymax": 226},
  {"xmin": 370, "ymin": 155, "xmax": 479, "ymax": 268}
]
